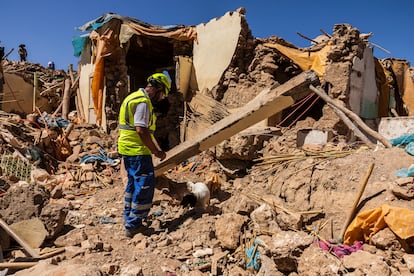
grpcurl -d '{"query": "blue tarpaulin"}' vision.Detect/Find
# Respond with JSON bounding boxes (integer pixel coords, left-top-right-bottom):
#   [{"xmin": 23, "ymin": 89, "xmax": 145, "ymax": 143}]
[{"xmin": 390, "ymin": 133, "xmax": 414, "ymax": 156}]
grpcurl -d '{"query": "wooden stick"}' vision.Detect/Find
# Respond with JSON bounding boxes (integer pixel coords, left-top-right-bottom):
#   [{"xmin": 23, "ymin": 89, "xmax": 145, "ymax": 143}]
[
  {"xmin": 70, "ymin": 75, "xmax": 80, "ymax": 91},
  {"xmin": 309, "ymin": 85, "xmax": 392, "ymax": 148},
  {"xmin": 61, "ymin": 78, "xmax": 71, "ymax": 120},
  {"xmin": 39, "ymin": 247, "xmax": 65, "ymax": 259},
  {"xmin": 0, "ymin": 262, "xmax": 37, "ymax": 269},
  {"xmin": 0, "ymin": 218, "xmax": 40, "ymax": 258},
  {"xmin": 319, "ymin": 29, "xmax": 332, "ymax": 38},
  {"xmin": 2, "ymin": 48, "xmax": 14, "ymax": 60},
  {"xmin": 63, "ymin": 123, "xmax": 74, "ymax": 138},
  {"xmin": 39, "ymin": 82, "xmax": 63, "ymax": 96},
  {"xmin": 180, "ymin": 102, "xmax": 187, "ymax": 143},
  {"xmin": 370, "ymin": 42, "xmax": 391, "ymax": 55},
  {"xmin": 33, "ymin": 72, "xmax": 37, "ymax": 113},
  {"xmin": 327, "ymin": 103, "xmax": 372, "ymax": 144},
  {"xmin": 52, "ymin": 102, "xmax": 63, "ymax": 117},
  {"xmin": 68, "ymin": 64, "xmax": 75, "ymax": 84},
  {"xmin": 296, "ymin": 32, "xmax": 318, "ymax": 44},
  {"xmin": 340, "ymin": 162, "xmax": 375, "ymax": 240}
]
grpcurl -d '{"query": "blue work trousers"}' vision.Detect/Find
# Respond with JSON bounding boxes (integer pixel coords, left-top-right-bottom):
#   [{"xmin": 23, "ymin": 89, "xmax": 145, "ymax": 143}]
[{"xmin": 122, "ymin": 155, "xmax": 155, "ymax": 230}]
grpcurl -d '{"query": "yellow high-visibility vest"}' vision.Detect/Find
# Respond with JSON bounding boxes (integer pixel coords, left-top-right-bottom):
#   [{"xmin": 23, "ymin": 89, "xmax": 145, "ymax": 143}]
[{"xmin": 117, "ymin": 89, "xmax": 156, "ymax": 156}]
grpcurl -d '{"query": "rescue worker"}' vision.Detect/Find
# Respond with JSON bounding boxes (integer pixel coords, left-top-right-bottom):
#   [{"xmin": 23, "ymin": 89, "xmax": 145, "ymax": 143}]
[{"xmin": 117, "ymin": 72, "xmax": 170, "ymax": 238}]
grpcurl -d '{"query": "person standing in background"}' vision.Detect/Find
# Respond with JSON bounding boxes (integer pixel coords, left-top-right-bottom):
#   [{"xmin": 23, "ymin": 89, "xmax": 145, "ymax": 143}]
[
  {"xmin": 48, "ymin": 61, "xmax": 55, "ymax": 70},
  {"xmin": 18, "ymin": 44, "xmax": 27, "ymax": 62}
]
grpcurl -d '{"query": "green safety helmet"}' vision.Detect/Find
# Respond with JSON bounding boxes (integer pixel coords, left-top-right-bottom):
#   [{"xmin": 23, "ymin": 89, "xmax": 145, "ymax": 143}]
[{"xmin": 147, "ymin": 72, "xmax": 171, "ymax": 96}]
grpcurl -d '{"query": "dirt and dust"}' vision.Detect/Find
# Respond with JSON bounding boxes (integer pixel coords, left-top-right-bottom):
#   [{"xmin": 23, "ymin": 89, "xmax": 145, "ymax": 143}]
[
  {"xmin": 8, "ymin": 133, "xmax": 414, "ymax": 276},
  {"xmin": 0, "ymin": 105, "xmax": 412, "ymax": 275}
]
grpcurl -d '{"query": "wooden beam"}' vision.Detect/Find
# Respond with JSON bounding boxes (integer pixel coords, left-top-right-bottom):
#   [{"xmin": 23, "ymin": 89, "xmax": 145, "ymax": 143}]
[
  {"xmin": 154, "ymin": 70, "xmax": 319, "ymax": 175},
  {"xmin": 309, "ymin": 85, "xmax": 392, "ymax": 148}
]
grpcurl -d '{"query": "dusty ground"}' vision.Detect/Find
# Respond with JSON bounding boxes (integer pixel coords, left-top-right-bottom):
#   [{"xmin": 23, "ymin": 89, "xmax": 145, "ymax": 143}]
[{"xmin": 4, "ymin": 130, "xmax": 414, "ymax": 275}]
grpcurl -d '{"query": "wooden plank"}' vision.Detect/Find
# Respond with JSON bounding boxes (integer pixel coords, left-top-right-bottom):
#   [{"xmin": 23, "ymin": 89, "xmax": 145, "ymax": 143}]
[{"xmin": 154, "ymin": 70, "xmax": 319, "ymax": 175}]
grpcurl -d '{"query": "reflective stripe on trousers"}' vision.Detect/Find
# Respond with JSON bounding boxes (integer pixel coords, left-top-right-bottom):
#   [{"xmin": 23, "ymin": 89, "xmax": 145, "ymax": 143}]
[{"xmin": 122, "ymin": 155, "xmax": 155, "ymax": 229}]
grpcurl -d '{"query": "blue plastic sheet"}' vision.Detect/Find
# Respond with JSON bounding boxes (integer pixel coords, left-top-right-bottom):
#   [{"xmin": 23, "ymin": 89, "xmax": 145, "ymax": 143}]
[
  {"xmin": 390, "ymin": 133, "xmax": 414, "ymax": 146},
  {"xmin": 72, "ymin": 35, "xmax": 89, "ymax": 57},
  {"xmin": 245, "ymin": 244, "xmax": 260, "ymax": 271},
  {"xmin": 80, "ymin": 145, "xmax": 120, "ymax": 166},
  {"xmin": 391, "ymin": 133, "xmax": 414, "ymax": 177},
  {"xmin": 395, "ymin": 166, "xmax": 414, "ymax": 177},
  {"xmin": 390, "ymin": 133, "xmax": 414, "ymax": 155}
]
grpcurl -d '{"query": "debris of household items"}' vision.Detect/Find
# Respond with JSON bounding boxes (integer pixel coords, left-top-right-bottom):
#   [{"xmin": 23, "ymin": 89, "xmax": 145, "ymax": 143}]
[{"xmin": 344, "ymin": 204, "xmax": 414, "ymax": 251}]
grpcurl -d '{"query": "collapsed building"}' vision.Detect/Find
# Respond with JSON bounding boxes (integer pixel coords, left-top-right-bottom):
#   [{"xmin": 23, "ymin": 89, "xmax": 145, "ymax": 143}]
[
  {"xmin": 1, "ymin": 8, "xmax": 413, "ymax": 162},
  {"xmin": 0, "ymin": 7, "xmax": 414, "ymax": 274},
  {"xmin": 71, "ymin": 9, "xmax": 414, "ymax": 152}
]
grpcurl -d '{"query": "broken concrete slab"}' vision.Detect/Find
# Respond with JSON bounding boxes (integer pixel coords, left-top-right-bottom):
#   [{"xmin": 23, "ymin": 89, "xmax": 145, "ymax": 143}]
[
  {"xmin": 378, "ymin": 116, "xmax": 414, "ymax": 140},
  {"xmin": 9, "ymin": 218, "xmax": 48, "ymax": 249},
  {"xmin": 297, "ymin": 129, "xmax": 333, "ymax": 147}
]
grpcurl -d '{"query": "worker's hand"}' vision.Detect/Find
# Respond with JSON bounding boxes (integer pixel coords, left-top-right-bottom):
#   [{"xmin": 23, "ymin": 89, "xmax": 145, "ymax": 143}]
[{"xmin": 155, "ymin": 150, "xmax": 166, "ymax": 161}]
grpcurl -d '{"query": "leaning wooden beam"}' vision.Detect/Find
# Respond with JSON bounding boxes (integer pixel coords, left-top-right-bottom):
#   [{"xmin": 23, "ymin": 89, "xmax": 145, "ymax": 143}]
[
  {"xmin": 327, "ymin": 102, "xmax": 372, "ymax": 145},
  {"xmin": 2, "ymin": 48, "xmax": 14, "ymax": 60},
  {"xmin": 154, "ymin": 70, "xmax": 320, "ymax": 175},
  {"xmin": 309, "ymin": 85, "xmax": 392, "ymax": 148}
]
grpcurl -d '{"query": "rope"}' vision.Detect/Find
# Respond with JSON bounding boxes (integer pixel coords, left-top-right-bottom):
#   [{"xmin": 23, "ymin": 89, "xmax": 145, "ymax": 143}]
[
  {"xmin": 287, "ymin": 94, "xmax": 321, "ymax": 128},
  {"xmin": 276, "ymin": 92, "xmax": 315, "ymax": 127}
]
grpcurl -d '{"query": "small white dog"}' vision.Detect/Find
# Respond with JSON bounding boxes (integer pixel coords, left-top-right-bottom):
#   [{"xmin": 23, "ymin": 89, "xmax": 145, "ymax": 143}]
[{"xmin": 180, "ymin": 181, "xmax": 210, "ymax": 210}]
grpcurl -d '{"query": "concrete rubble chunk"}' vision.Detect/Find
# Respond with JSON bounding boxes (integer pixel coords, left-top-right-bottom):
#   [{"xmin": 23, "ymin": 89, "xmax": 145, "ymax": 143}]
[
  {"xmin": 269, "ymin": 231, "xmax": 314, "ymax": 272},
  {"xmin": 9, "ymin": 218, "xmax": 48, "ymax": 248},
  {"xmin": 215, "ymin": 213, "xmax": 248, "ymax": 250}
]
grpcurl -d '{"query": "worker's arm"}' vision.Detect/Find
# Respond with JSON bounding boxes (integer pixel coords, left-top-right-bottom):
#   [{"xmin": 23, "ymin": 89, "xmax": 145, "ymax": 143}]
[{"xmin": 135, "ymin": 126, "xmax": 166, "ymax": 160}]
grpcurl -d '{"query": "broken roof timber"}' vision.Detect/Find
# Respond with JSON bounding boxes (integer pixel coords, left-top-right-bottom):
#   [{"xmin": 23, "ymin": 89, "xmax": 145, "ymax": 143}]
[{"xmin": 154, "ymin": 70, "xmax": 320, "ymax": 175}]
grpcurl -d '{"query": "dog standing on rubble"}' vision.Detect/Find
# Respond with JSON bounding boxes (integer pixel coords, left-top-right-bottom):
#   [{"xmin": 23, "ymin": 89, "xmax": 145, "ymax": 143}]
[{"xmin": 180, "ymin": 181, "xmax": 210, "ymax": 210}]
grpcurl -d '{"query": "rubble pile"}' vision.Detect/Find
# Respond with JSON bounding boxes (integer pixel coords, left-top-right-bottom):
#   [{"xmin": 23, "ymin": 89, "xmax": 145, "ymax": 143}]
[
  {"xmin": 0, "ymin": 12, "xmax": 414, "ymax": 275},
  {"xmin": 2, "ymin": 61, "xmax": 68, "ymax": 115}
]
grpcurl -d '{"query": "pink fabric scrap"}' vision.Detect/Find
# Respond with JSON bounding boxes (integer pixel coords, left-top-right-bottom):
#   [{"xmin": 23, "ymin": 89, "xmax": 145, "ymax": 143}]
[{"xmin": 315, "ymin": 240, "xmax": 363, "ymax": 258}]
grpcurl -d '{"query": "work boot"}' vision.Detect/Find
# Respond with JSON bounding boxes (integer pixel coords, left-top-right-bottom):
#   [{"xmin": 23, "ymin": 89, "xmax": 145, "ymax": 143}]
[{"xmin": 125, "ymin": 227, "xmax": 140, "ymax": 238}]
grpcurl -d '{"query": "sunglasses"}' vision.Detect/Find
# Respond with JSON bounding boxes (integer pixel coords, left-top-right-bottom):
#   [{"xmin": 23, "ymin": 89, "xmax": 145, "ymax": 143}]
[{"xmin": 149, "ymin": 78, "xmax": 163, "ymax": 88}]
